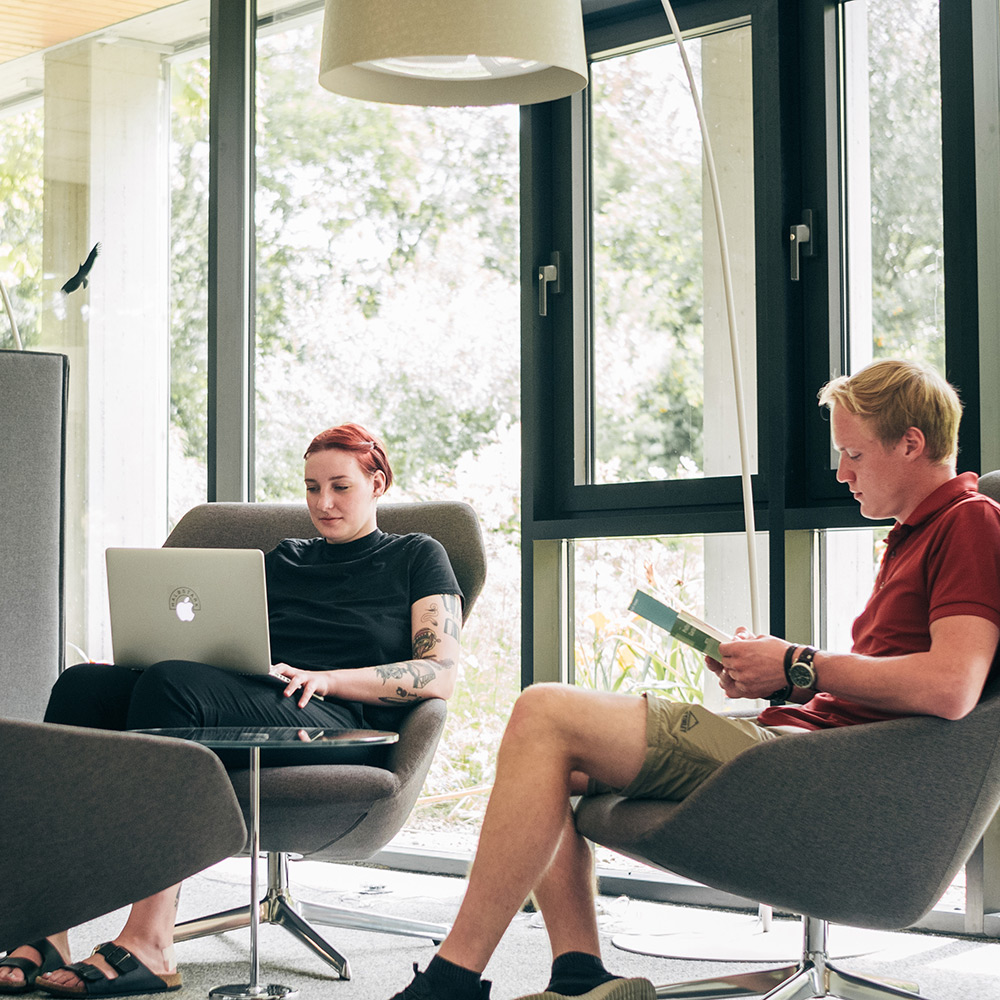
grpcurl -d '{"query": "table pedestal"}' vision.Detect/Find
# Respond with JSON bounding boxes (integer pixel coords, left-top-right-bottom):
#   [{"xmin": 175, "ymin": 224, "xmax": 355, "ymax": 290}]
[{"xmin": 209, "ymin": 746, "xmax": 298, "ymax": 1000}]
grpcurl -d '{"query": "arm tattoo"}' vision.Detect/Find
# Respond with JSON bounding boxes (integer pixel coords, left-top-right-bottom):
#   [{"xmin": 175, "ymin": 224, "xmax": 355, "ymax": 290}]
[
  {"xmin": 441, "ymin": 594, "xmax": 462, "ymax": 639},
  {"xmin": 375, "ymin": 594, "xmax": 463, "ymax": 704},
  {"xmin": 376, "ymin": 660, "xmax": 438, "ymax": 698},
  {"xmin": 412, "ymin": 627, "xmax": 440, "ymax": 658}
]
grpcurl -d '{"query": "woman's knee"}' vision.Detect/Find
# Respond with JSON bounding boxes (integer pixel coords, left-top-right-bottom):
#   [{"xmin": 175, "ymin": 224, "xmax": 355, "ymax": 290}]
[
  {"xmin": 127, "ymin": 661, "xmax": 208, "ymax": 728},
  {"xmin": 44, "ymin": 662, "xmax": 140, "ymax": 727},
  {"xmin": 49, "ymin": 661, "xmax": 109, "ymax": 698}
]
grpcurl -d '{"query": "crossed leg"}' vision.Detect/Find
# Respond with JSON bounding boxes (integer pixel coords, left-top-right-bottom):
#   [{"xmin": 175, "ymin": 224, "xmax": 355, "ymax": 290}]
[{"xmin": 436, "ymin": 683, "xmax": 649, "ymax": 973}]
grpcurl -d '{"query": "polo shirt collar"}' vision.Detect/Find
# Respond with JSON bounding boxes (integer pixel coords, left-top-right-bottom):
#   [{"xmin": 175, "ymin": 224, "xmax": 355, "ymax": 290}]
[{"xmin": 899, "ymin": 471, "xmax": 979, "ymax": 530}]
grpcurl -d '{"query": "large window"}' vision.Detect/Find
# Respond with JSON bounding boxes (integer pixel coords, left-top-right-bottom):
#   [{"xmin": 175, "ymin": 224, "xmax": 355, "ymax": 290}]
[
  {"xmin": 590, "ymin": 20, "xmax": 756, "ymax": 485},
  {"xmin": 251, "ymin": 9, "xmax": 523, "ymax": 846},
  {"xmin": 520, "ymin": 0, "xmax": 998, "ymax": 930},
  {"xmin": 169, "ymin": 46, "xmax": 211, "ymax": 526},
  {"xmin": 843, "ymin": 0, "xmax": 944, "ymax": 372},
  {"xmin": 0, "ymin": 0, "xmax": 210, "ymax": 663}
]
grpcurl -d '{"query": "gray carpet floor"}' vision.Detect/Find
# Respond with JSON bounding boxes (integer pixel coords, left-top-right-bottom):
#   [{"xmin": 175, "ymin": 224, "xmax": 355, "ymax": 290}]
[{"xmin": 64, "ymin": 858, "xmax": 999, "ymax": 1000}]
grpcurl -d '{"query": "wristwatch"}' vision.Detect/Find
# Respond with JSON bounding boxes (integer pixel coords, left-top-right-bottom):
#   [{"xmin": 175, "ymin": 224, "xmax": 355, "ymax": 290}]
[{"xmin": 785, "ymin": 645, "xmax": 818, "ymax": 690}]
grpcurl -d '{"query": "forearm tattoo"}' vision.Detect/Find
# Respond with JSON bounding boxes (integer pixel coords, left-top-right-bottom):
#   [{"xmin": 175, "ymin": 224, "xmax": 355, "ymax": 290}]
[
  {"xmin": 375, "ymin": 595, "xmax": 462, "ymax": 704},
  {"xmin": 375, "ymin": 660, "xmax": 440, "ymax": 703}
]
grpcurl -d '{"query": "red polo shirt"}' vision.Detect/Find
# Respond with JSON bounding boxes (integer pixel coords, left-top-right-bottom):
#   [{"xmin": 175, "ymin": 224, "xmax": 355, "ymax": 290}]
[{"xmin": 759, "ymin": 472, "xmax": 1000, "ymax": 729}]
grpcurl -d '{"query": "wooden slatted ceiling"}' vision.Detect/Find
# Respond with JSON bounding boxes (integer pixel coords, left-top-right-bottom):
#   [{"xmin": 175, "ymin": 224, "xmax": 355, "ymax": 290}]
[{"xmin": 0, "ymin": 1, "xmax": 175, "ymax": 66}]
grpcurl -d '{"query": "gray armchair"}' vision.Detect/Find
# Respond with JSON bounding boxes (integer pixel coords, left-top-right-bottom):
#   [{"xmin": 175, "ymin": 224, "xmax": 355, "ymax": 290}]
[
  {"xmin": 164, "ymin": 500, "xmax": 487, "ymax": 980},
  {"xmin": 574, "ymin": 476, "xmax": 1000, "ymax": 1000},
  {"xmin": 0, "ymin": 719, "xmax": 246, "ymax": 952}
]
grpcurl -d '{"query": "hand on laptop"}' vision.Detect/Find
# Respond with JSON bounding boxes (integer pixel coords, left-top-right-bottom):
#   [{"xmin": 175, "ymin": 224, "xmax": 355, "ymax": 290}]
[{"xmin": 270, "ymin": 663, "xmax": 330, "ymax": 708}]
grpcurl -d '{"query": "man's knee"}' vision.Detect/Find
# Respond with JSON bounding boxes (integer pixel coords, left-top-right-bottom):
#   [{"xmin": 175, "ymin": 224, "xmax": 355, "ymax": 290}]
[
  {"xmin": 507, "ymin": 682, "xmax": 622, "ymax": 745},
  {"xmin": 509, "ymin": 682, "xmax": 573, "ymax": 724}
]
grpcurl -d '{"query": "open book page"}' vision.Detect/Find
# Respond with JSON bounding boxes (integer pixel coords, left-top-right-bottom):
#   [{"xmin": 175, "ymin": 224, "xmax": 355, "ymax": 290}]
[{"xmin": 628, "ymin": 589, "xmax": 731, "ymax": 663}]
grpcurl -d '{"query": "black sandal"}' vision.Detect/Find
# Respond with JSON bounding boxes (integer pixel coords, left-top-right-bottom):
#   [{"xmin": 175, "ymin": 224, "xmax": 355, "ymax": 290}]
[
  {"xmin": 0, "ymin": 940, "xmax": 65, "ymax": 995},
  {"xmin": 35, "ymin": 944, "xmax": 181, "ymax": 998}
]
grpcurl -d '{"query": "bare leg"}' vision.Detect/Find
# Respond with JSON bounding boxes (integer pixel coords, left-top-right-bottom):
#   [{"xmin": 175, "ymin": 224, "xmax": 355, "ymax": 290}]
[
  {"xmin": 531, "ymin": 810, "xmax": 603, "ymax": 960},
  {"xmin": 37, "ymin": 885, "xmax": 181, "ymax": 991},
  {"xmin": 437, "ymin": 685, "xmax": 648, "ymax": 973}
]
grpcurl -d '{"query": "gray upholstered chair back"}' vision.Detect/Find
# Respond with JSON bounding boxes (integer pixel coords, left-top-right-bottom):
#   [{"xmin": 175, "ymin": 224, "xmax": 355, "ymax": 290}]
[
  {"xmin": 0, "ymin": 351, "xmax": 69, "ymax": 721},
  {"xmin": 0, "ymin": 718, "xmax": 245, "ymax": 950},
  {"xmin": 164, "ymin": 500, "xmax": 486, "ymax": 622}
]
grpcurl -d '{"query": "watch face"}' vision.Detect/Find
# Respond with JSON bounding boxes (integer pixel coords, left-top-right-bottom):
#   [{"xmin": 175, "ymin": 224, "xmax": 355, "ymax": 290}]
[{"xmin": 789, "ymin": 662, "xmax": 816, "ymax": 688}]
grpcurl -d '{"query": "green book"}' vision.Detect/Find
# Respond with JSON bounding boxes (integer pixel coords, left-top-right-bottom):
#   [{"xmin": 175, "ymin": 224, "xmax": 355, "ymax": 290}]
[{"xmin": 628, "ymin": 589, "xmax": 731, "ymax": 663}]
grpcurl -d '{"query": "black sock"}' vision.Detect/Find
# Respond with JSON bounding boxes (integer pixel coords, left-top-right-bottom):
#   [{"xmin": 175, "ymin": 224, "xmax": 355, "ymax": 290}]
[
  {"xmin": 545, "ymin": 952, "xmax": 619, "ymax": 996},
  {"xmin": 421, "ymin": 956, "xmax": 483, "ymax": 1000}
]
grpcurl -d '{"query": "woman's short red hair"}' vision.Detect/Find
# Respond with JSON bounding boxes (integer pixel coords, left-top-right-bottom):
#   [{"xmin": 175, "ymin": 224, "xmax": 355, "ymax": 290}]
[{"xmin": 303, "ymin": 423, "xmax": 393, "ymax": 488}]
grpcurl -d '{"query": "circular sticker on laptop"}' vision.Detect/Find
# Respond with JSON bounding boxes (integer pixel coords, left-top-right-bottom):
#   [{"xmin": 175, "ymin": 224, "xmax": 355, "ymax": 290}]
[{"xmin": 169, "ymin": 587, "xmax": 201, "ymax": 622}]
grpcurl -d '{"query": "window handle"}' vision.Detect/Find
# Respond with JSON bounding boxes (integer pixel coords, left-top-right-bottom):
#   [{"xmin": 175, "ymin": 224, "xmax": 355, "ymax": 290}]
[
  {"xmin": 789, "ymin": 209, "xmax": 814, "ymax": 281},
  {"xmin": 538, "ymin": 251, "xmax": 561, "ymax": 316}
]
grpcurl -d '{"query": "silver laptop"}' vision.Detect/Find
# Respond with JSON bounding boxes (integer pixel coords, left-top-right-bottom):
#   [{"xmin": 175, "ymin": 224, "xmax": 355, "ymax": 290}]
[{"xmin": 106, "ymin": 547, "xmax": 272, "ymax": 675}]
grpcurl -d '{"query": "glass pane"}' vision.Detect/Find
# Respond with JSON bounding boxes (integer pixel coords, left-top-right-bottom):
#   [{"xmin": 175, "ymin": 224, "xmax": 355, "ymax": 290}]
[
  {"xmin": 169, "ymin": 48, "xmax": 211, "ymax": 527},
  {"xmin": 817, "ymin": 525, "xmax": 890, "ymax": 652},
  {"xmin": 0, "ymin": 2, "xmax": 210, "ymax": 664},
  {"xmin": 572, "ymin": 531, "xmax": 767, "ymax": 715},
  {"xmin": 589, "ymin": 20, "xmax": 756, "ymax": 484},
  {"xmin": 844, "ymin": 0, "xmax": 944, "ymax": 370},
  {"xmin": 253, "ymin": 11, "xmax": 522, "ymax": 853}
]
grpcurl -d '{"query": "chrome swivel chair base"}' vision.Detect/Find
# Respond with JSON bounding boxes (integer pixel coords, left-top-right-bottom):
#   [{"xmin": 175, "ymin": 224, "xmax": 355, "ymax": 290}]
[
  {"xmin": 175, "ymin": 852, "xmax": 450, "ymax": 981},
  {"xmin": 651, "ymin": 917, "xmax": 919, "ymax": 1000}
]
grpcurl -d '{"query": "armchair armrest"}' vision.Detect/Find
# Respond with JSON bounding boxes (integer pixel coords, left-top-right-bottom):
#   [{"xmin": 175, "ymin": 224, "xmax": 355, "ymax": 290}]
[{"xmin": 0, "ymin": 720, "xmax": 246, "ymax": 950}]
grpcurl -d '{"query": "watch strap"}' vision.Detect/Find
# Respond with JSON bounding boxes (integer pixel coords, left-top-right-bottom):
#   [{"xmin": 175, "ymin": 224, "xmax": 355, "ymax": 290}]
[
  {"xmin": 782, "ymin": 643, "xmax": 796, "ymax": 685},
  {"xmin": 767, "ymin": 684, "xmax": 793, "ymax": 705},
  {"xmin": 769, "ymin": 643, "xmax": 799, "ymax": 705}
]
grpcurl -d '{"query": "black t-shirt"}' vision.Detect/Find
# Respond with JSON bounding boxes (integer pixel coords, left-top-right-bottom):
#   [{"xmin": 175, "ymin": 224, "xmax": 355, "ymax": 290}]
[{"xmin": 263, "ymin": 529, "xmax": 463, "ymax": 674}]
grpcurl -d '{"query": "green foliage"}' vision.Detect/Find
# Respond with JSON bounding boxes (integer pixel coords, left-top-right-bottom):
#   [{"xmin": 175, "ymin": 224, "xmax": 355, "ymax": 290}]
[
  {"xmin": 589, "ymin": 48, "xmax": 708, "ymax": 482},
  {"xmin": 575, "ymin": 605, "xmax": 704, "ymax": 701},
  {"xmin": 867, "ymin": 1, "xmax": 944, "ymax": 369},
  {"xmin": 169, "ymin": 58, "xmax": 211, "ymax": 462},
  {"xmin": 573, "ymin": 536, "xmax": 708, "ymax": 702},
  {"xmin": 380, "ymin": 376, "xmax": 513, "ymax": 493}
]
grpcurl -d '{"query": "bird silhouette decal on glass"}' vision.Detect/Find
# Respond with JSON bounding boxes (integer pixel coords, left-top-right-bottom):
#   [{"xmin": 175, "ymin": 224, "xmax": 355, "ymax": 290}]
[{"xmin": 61, "ymin": 242, "xmax": 101, "ymax": 294}]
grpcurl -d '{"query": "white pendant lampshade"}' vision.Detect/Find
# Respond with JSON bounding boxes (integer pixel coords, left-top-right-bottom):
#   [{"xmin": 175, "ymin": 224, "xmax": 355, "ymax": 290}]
[{"xmin": 319, "ymin": 0, "xmax": 588, "ymax": 107}]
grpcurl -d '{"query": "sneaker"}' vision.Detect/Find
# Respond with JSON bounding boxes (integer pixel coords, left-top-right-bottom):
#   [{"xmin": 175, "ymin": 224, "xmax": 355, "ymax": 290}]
[
  {"xmin": 389, "ymin": 963, "xmax": 492, "ymax": 1000},
  {"xmin": 513, "ymin": 979, "xmax": 656, "ymax": 1000}
]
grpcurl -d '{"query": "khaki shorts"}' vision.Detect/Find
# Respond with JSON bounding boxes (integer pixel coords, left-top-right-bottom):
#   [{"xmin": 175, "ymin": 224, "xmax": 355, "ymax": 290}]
[{"xmin": 591, "ymin": 695, "xmax": 788, "ymax": 801}]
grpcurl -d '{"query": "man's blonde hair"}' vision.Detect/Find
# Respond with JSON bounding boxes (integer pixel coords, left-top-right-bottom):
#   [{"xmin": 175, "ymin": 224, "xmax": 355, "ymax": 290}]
[{"xmin": 818, "ymin": 359, "xmax": 962, "ymax": 464}]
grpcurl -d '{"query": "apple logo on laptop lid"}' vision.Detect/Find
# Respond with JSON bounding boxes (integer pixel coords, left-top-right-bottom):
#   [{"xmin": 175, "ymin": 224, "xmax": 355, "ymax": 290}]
[{"xmin": 169, "ymin": 587, "xmax": 201, "ymax": 622}]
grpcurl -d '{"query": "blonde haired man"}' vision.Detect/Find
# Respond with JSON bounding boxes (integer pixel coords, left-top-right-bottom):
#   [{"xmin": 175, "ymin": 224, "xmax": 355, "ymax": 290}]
[
  {"xmin": 387, "ymin": 359, "xmax": 1000, "ymax": 1000},
  {"xmin": 819, "ymin": 357, "xmax": 961, "ymax": 464}
]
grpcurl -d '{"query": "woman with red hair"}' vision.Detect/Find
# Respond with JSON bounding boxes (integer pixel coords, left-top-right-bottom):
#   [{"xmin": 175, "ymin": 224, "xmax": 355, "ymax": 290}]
[{"xmin": 2, "ymin": 424, "xmax": 463, "ymax": 999}]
